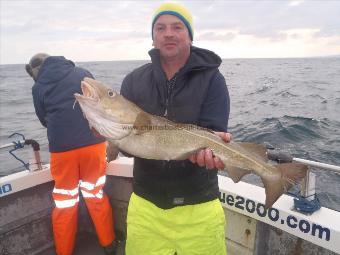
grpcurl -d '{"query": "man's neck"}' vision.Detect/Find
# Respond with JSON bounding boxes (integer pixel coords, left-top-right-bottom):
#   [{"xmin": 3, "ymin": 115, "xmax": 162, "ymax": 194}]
[{"xmin": 160, "ymin": 52, "xmax": 190, "ymax": 80}]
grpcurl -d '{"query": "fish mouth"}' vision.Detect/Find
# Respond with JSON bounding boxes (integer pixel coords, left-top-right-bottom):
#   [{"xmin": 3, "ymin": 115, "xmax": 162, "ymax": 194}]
[{"xmin": 74, "ymin": 80, "xmax": 99, "ymax": 102}]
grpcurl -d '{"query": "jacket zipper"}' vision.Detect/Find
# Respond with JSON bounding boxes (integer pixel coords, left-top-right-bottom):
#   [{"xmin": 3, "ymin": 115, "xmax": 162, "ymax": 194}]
[
  {"xmin": 163, "ymin": 76, "xmax": 177, "ymax": 174},
  {"xmin": 164, "ymin": 76, "xmax": 177, "ymax": 117}
]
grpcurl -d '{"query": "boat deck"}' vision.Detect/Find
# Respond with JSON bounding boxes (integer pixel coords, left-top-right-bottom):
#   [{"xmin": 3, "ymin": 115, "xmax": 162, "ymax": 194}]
[{"xmin": 37, "ymin": 232, "xmax": 126, "ymax": 255}]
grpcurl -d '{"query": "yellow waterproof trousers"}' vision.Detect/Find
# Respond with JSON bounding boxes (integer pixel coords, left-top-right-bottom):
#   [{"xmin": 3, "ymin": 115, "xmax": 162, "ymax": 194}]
[{"xmin": 126, "ymin": 193, "xmax": 227, "ymax": 255}]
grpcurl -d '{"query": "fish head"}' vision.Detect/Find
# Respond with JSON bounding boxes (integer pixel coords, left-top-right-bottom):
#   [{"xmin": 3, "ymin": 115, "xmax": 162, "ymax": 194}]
[{"xmin": 74, "ymin": 77, "xmax": 137, "ymax": 140}]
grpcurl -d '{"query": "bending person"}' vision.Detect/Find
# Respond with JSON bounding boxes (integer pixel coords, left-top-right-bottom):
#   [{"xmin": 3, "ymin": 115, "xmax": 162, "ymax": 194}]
[{"xmin": 25, "ymin": 54, "xmax": 117, "ymax": 255}]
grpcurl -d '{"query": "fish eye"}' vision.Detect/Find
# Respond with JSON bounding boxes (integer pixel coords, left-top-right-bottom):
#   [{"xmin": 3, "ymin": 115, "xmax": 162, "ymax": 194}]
[{"xmin": 108, "ymin": 90, "xmax": 115, "ymax": 97}]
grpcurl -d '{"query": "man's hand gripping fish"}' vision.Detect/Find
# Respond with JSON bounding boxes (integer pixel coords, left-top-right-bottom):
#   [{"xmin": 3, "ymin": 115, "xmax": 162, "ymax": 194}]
[{"xmin": 74, "ymin": 78, "xmax": 307, "ymax": 208}]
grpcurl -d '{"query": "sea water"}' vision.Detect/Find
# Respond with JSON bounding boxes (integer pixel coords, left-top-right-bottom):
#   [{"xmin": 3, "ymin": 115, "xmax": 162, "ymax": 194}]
[{"xmin": 0, "ymin": 58, "xmax": 339, "ymax": 211}]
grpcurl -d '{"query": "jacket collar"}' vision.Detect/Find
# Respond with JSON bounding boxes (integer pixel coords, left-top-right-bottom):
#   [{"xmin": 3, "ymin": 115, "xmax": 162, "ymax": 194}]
[{"xmin": 148, "ymin": 46, "xmax": 221, "ymax": 78}]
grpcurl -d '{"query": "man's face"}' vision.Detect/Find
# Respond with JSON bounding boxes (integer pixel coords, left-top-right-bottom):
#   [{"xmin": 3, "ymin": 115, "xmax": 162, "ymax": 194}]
[{"xmin": 153, "ymin": 14, "xmax": 192, "ymax": 60}]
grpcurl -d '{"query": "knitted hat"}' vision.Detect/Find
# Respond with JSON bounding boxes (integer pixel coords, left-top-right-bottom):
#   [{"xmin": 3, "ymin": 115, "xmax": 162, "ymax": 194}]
[
  {"xmin": 25, "ymin": 53, "xmax": 50, "ymax": 81},
  {"xmin": 152, "ymin": 2, "xmax": 193, "ymax": 41}
]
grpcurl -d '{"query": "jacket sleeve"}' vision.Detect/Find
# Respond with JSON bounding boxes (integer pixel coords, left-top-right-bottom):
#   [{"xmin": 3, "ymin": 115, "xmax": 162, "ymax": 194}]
[
  {"xmin": 198, "ymin": 71, "xmax": 230, "ymax": 132},
  {"xmin": 32, "ymin": 85, "xmax": 47, "ymax": 128}
]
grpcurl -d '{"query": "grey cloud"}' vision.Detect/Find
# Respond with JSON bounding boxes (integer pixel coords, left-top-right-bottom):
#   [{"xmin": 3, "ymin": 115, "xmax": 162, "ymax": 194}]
[
  {"xmin": 196, "ymin": 31, "xmax": 237, "ymax": 41},
  {"xmin": 2, "ymin": 0, "xmax": 340, "ymax": 64},
  {"xmin": 3, "ymin": 1, "xmax": 340, "ymax": 40},
  {"xmin": 1, "ymin": 1, "xmax": 154, "ymax": 43},
  {"xmin": 186, "ymin": 1, "xmax": 340, "ymax": 39},
  {"xmin": 92, "ymin": 30, "xmax": 150, "ymax": 43}
]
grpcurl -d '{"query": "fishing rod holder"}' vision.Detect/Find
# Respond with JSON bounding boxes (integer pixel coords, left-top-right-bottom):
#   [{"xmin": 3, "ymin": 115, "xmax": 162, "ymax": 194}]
[
  {"xmin": 25, "ymin": 139, "xmax": 43, "ymax": 171},
  {"xmin": 293, "ymin": 169, "xmax": 321, "ymax": 214},
  {"xmin": 300, "ymin": 170, "xmax": 316, "ymax": 200},
  {"xmin": 267, "ymin": 150, "xmax": 316, "ymax": 196},
  {"xmin": 267, "ymin": 149, "xmax": 320, "ymax": 214},
  {"xmin": 2, "ymin": 133, "xmax": 43, "ymax": 172}
]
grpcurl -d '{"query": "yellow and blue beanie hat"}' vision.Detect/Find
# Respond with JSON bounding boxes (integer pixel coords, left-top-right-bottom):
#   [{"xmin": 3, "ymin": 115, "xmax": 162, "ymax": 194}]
[{"xmin": 152, "ymin": 2, "xmax": 194, "ymax": 41}]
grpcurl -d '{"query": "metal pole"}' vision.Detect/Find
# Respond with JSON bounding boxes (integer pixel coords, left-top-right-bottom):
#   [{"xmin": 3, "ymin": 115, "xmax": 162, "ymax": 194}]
[
  {"xmin": 300, "ymin": 170, "xmax": 316, "ymax": 200},
  {"xmin": 29, "ymin": 150, "xmax": 42, "ymax": 172},
  {"xmin": 267, "ymin": 150, "xmax": 340, "ymax": 173},
  {"xmin": 293, "ymin": 158, "xmax": 340, "ymax": 173}
]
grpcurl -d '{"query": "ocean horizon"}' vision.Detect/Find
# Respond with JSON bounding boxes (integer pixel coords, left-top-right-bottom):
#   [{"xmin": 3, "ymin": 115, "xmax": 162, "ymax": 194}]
[{"xmin": 2, "ymin": 55, "xmax": 340, "ymax": 66}]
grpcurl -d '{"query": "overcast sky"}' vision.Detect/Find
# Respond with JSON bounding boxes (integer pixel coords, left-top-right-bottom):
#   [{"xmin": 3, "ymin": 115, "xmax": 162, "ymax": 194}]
[{"xmin": 1, "ymin": 0, "xmax": 339, "ymax": 64}]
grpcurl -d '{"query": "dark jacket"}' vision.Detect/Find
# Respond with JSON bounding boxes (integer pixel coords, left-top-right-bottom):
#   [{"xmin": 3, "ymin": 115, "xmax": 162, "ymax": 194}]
[
  {"xmin": 121, "ymin": 46, "xmax": 230, "ymax": 209},
  {"xmin": 32, "ymin": 56, "xmax": 105, "ymax": 152}
]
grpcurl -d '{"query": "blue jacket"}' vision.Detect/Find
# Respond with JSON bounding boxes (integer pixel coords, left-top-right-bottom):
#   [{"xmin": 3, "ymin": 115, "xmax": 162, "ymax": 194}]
[
  {"xmin": 121, "ymin": 46, "xmax": 230, "ymax": 209},
  {"xmin": 32, "ymin": 56, "xmax": 105, "ymax": 152}
]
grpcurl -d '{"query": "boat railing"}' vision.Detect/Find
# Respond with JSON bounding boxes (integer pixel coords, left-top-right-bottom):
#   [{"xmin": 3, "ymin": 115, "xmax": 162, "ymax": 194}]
[
  {"xmin": 267, "ymin": 149, "xmax": 340, "ymax": 214},
  {"xmin": 1, "ymin": 157, "xmax": 340, "ymax": 254},
  {"xmin": 1, "ymin": 137, "xmax": 340, "ymax": 254},
  {"xmin": 0, "ymin": 133, "xmax": 43, "ymax": 172}
]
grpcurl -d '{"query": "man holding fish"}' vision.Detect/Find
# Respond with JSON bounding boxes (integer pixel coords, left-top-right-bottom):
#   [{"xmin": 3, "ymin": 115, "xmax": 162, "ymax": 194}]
[
  {"xmin": 120, "ymin": 3, "xmax": 230, "ymax": 255},
  {"xmin": 75, "ymin": 2, "xmax": 307, "ymax": 255}
]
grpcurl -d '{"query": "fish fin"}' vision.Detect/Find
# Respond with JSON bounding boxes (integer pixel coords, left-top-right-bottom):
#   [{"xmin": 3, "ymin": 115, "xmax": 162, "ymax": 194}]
[
  {"xmin": 225, "ymin": 166, "xmax": 252, "ymax": 183},
  {"xmin": 235, "ymin": 142, "xmax": 268, "ymax": 161},
  {"xmin": 262, "ymin": 163, "xmax": 307, "ymax": 208},
  {"xmin": 133, "ymin": 112, "xmax": 152, "ymax": 135}
]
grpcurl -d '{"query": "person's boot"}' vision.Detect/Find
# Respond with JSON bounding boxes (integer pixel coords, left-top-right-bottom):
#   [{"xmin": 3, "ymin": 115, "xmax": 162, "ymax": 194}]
[{"xmin": 103, "ymin": 240, "xmax": 118, "ymax": 255}]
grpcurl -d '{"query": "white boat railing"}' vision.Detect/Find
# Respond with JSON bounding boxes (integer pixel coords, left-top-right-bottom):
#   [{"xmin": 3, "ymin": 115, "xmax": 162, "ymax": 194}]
[
  {"xmin": 0, "ymin": 136, "xmax": 43, "ymax": 171},
  {"xmin": 267, "ymin": 149, "xmax": 340, "ymax": 211},
  {"xmin": 267, "ymin": 149, "xmax": 340, "ymax": 173},
  {"xmin": 0, "ymin": 140, "xmax": 26, "ymax": 150}
]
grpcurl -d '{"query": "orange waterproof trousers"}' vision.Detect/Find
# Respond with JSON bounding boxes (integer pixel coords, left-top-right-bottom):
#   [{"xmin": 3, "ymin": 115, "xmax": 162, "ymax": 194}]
[{"xmin": 50, "ymin": 142, "xmax": 115, "ymax": 255}]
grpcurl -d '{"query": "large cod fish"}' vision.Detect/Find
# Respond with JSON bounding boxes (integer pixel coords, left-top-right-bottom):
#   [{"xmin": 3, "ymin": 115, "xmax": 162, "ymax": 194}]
[{"xmin": 74, "ymin": 78, "xmax": 307, "ymax": 208}]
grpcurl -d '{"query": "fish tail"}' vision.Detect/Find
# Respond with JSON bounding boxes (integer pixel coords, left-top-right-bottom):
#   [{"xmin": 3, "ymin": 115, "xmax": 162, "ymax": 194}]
[{"xmin": 262, "ymin": 163, "xmax": 308, "ymax": 208}]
